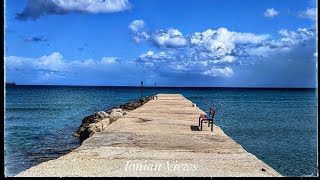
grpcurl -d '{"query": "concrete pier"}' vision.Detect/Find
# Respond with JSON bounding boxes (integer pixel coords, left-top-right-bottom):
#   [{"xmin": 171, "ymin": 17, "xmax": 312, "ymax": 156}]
[{"xmin": 17, "ymin": 94, "xmax": 281, "ymax": 177}]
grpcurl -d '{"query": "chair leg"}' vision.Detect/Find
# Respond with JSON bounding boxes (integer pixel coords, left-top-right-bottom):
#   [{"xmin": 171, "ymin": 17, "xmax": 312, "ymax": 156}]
[
  {"xmin": 199, "ymin": 117, "xmax": 201, "ymax": 127},
  {"xmin": 200, "ymin": 120, "xmax": 203, "ymax": 130},
  {"xmin": 208, "ymin": 120, "xmax": 210, "ymax": 127},
  {"xmin": 211, "ymin": 120, "xmax": 213, "ymax": 131}
]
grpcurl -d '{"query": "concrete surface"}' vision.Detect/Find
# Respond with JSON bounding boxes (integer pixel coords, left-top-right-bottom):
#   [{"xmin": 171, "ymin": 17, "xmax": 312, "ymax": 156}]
[{"xmin": 17, "ymin": 94, "xmax": 281, "ymax": 177}]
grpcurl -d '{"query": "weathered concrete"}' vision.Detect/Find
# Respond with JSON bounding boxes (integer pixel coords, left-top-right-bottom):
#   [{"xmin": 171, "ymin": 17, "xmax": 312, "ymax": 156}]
[{"xmin": 17, "ymin": 94, "xmax": 281, "ymax": 177}]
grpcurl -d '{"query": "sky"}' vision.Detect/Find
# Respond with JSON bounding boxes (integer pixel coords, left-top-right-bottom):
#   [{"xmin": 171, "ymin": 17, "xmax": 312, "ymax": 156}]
[{"xmin": 4, "ymin": 0, "xmax": 318, "ymax": 87}]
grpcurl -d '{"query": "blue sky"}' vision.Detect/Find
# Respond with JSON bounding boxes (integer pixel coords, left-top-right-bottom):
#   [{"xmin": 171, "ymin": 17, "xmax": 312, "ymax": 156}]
[{"xmin": 5, "ymin": 0, "xmax": 318, "ymax": 87}]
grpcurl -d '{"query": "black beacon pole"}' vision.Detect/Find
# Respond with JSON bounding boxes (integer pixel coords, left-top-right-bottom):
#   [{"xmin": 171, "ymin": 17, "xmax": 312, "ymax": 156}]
[{"xmin": 140, "ymin": 81, "xmax": 144, "ymax": 99}]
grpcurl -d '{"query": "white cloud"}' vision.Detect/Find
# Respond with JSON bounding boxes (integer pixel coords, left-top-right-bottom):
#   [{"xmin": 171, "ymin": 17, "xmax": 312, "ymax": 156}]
[
  {"xmin": 134, "ymin": 27, "xmax": 270, "ymax": 78},
  {"xmin": 298, "ymin": 8, "xmax": 317, "ymax": 21},
  {"xmin": 5, "ymin": 52, "xmax": 127, "ymax": 84},
  {"xmin": 146, "ymin": 51, "xmax": 154, "ymax": 56},
  {"xmin": 135, "ymin": 26, "xmax": 316, "ymax": 81},
  {"xmin": 278, "ymin": 28, "xmax": 315, "ymax": 45},
  {"xmin": 129, "ymin": 24, "xmax": 188, "ymax": 47},
  {"xmin": 233, "ymin": 32, "xmax": 269, "ymax": 43},
  {"xmin": 38, "ymin": 52, "xmax": 65, "ymax": 70},
  {"xmin": 264, "ymin": 8, "xmax": 279, "ymax": 18},
  {"xmin": 138, "ymin": 51, "xmax": 171, "ymax": 61},
  {"xmin": 101, "ymin": 57, "xmax": 118, "ymax": 63},
  {"xmin": 16, "ymin": 0, "xmax": 132, "ymax": 20},
  {"xmin": 128, "ymin": 20, "xmax": 145, "ymax": 33},
  {"xmin": 152, "ymin": 29, "xmax": 188, "ymax": 48},
  {"xmin": 191, "ymin": 28, "xmax": 235, "ymax": 56},
  {"xmin": 6, "ymin": 25, "xmax": 317, "ymax": 86},
  {"xmin": 53, "ymin": 0, "xmax": 131, "ymax": 13},
  {"xmin": 243, "ymin": 27, "xmax": 316, "ymax": 59},
  {"xmin": 212, "ymin": 56, "xmax": 236, "ymax": 63},
  {"xmin": 132, "ymin": 32, "xmax": 150, "ymax": 43},
  {"xmin": 191, "ymin": 28, "xmax": 268, "ymax": 57},
  {"xmin": 203, "ymin": 67, "xmax": 234, "ymax": 77},
  {"xmin": 129, "ymin": 20, "xmax": 150, "ymax": 43},
  {"xmin": 138, "ymin": 50, "xmax": 154, "ymax": 59}
]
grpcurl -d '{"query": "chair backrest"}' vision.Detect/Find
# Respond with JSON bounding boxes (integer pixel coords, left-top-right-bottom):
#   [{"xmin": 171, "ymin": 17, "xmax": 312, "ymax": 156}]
[{"xmin": 209, "ymin": 107, "xmax": 216, "ymax": 118}]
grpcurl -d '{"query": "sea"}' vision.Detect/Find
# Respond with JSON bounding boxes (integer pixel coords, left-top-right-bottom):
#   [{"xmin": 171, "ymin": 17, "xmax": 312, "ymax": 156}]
[{"xmin": 4, "ymin": 85, "xmax": 318, "ymax": 176}]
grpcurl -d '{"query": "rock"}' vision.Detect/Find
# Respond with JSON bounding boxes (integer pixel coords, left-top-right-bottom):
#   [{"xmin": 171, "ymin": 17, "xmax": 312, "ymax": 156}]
[
  {"xmin": 78, "ymin": 118, "xmax": 112, "ymax": 143},
  {"xmin": 79, "ymin": 125, "xmax": 96, "ymax": 144},
  {"xmin": 75, "ymin": 111, "xmax": 109, "ymax": 138},
  {"xmin": 94, "ymin": 122, "xmax": 103, "ymax": 132},
  {"xmin": 120, "ymin": 101, "xmax": 140, "ymax": 110},
  {"xmin": 88, "ymin": 124, "xmax": 97, "ymax": 134},
  {"xmin": 74, "ymin": 125, "xmax": 88, "ymax": 137},
  {"xmin": 76, "ymin": 96, "xmax": 153, "ymax": 144},
  {"xmin": 81, "ymin": 114, "xmax": 98, "ymax": 124},
  {"xmin": 81, "ymin": 111, "xmax": 109, "ymax": 124},
  {"xmin": 112, "ymin": 108, "xmax": 123, "ymax": 113},
  {"xmin": 73, "ymin": 132, "xmax": 80, "ymax": 137},
  {"xmin": 109, "ymin": 109, "xmax": 123, "ymax": 122},
  {"xmin": 100, "ymin": 118, "xmax": 111, "ymax": 129},
  {"xmin": 96, "ymin": 111, "xmax": 109, "ymax": 119}
]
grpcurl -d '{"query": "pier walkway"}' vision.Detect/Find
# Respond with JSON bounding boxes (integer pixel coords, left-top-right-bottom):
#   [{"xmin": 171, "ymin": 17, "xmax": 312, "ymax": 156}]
[{"xmin": 17, "ymin": 94, "xmax": 281, "ymax": 177}]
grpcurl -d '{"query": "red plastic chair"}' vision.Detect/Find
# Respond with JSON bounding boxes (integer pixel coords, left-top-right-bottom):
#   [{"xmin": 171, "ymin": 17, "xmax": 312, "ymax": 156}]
[{"xmin": 199, "ymin": 108, "xmax": 215, "ymax": 131}]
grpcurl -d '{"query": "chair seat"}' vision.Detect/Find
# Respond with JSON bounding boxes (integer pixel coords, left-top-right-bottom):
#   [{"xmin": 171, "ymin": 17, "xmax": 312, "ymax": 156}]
[{"xmin": 200, "ymin": 114, "xmax": 212, "ymax": 120}]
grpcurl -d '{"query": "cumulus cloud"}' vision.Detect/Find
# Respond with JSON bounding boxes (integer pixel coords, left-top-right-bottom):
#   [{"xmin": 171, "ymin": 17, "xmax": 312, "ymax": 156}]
[
  {"xmin": 6, "ymin": 25, "xmax": 316, "ymax": 87},
  {"xmin": 191, "ymin": 28, "xmax": 268, "ymax": 57},
  {"xmin": 138, "ymin": 51, "xmax": 171, "ymax": 61},
  {"xmin": 100, "ymin": 57, "xmax": 119, "ymax": 63},
  {"xmin": 277, "ymin": 28, "xmax": 315, "ymax": 45},
  {"xmin": 203, "ymin": 67, "xmax": 234, "ymax": 77},
  {"xmin": 233, "ymin": 32, "xmax": 269, "ymax": 43},
  {"xmin": 129, "ymin": 20, "xmax": 150, "ymax": 43},
  {"xmin": 264, "ymin": 8, "xmax": 279, "ymax": 18},
  {"xmin": 134, "ymin": 26, "xmax": 316, "ymax": 85},
  {"xmin": 298, "ymin": 8, "xmax": 317, "ymax": 21},
  {"xmin": 134, "ymin": 27, "xmax": 270, "ymax": 78},
  {"xmin": 151, "ymin": 29, "xmax": 188, "ymax": 48},
  {"xmin": 212, "ymin": 56, "xmax": 236, "ymax": 64},
  {"xmin": 136, "ymin": 49, "xmax": 238, "ymax": 78},
  {"xmin": 16, "ymin": 0, "xmax": 132, "ymax": 21},
  {"xmin": 136, "ymin": 51, "xmax": 173, "ymax": 68},
  {"xmin": 191, "ymin": 28, "xmax": 234, "ymax": 56},
  {"xmin": 132, "ymin": 32, "xmax": 150, "ymax": 43},
  {"xmin": 128, "ymin": 20, "xmax": 145, "ymax": 33},
  {"xmin": 237, "ymin": 28, "xmax": 315, "ymax": 59},
  {"xmin": 128, "ymin": 21, "xmax": 187, "ymax": 48},
  {"xmin": 5, "ymin": 52, "xmax": 145, "ymax": 85}
]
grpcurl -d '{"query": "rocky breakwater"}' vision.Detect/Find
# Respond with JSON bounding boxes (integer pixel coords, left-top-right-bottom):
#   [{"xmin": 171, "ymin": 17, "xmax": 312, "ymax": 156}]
[{"xmin": 74, "ymin": 96, "xmax": 154, "ymax": 144}]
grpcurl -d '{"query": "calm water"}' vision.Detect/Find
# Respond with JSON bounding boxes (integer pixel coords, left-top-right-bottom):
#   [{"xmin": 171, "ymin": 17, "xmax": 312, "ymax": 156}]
[{"xmin": 4, "ymin": 86, "xmax": 318, "ymax": 176}]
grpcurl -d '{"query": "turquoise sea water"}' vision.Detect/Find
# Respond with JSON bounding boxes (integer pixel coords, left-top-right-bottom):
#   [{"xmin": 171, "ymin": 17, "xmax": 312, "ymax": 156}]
[{"xmin": 4, "ymin": 86, "xmax": 318, "ymax": 176}]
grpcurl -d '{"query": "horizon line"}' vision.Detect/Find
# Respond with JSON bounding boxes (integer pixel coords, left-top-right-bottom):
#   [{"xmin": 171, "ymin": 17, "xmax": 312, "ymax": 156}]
[{"xmin": 4, "ymin": 84, "xmax": 318, "ymax": 89}]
